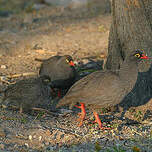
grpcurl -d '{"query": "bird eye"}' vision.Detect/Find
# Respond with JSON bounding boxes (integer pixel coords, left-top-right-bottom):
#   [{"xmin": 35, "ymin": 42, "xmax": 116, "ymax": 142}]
[
  {"xmin": 66, "ymin": 59, "xmax": 69, "ymax": 63},
  {"xmin": 135, "ymin": 53, "xmax": 141, "ymax": 58}
]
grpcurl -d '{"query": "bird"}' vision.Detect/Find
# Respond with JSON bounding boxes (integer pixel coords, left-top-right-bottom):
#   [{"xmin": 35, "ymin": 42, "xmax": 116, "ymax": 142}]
[
  {"xmin": 56, "ymin": 50, "xmax": 149, "ymax": 129},
  {"xmin": 0, "ymin": 76, "xmax": 52, "ymax": 113},
  {"xmin": 36, "ymin": 55, "xmax": 77, "ymax": 97}
]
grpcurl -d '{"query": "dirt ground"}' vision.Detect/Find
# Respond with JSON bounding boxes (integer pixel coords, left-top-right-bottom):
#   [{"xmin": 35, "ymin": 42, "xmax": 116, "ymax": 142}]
[{"xmin": 0, "ymin": 1, "xmax": 152, "ymax": 152}]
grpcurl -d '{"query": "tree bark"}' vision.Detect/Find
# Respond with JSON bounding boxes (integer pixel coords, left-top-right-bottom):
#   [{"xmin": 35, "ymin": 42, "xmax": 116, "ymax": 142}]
[{"xmin": 105, "ymin": 0, "xmax": 152, "ymax": 110}]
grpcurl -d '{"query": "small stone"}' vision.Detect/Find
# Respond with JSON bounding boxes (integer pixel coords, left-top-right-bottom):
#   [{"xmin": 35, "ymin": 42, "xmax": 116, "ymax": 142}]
[
  {"xmin": 29, "ymin": 135, "xmax": 32, "ymax": 140},
  {"xmin": 25, "ymin": 143, "xmax": 29, "ymax": 147},
  {"xmin": 33, "ymin": 135, "xmax": 36, "ymax": 139},
  {"xmin": 100, "ymin": 53, "xmax": 106, "ymax": 58},
  {"xmin": 45, "ymin": 142, "xmax": 50, "ymax": 146},
  {"xmin": 0, "ymin": 65, "xmax": 7, "ymax": 69}
]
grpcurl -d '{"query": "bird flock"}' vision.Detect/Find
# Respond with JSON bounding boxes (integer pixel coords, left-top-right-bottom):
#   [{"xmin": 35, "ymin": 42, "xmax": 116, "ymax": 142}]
[{"xmin": 0, "ymin": 50, "xmax": 149, "ymax": 129}]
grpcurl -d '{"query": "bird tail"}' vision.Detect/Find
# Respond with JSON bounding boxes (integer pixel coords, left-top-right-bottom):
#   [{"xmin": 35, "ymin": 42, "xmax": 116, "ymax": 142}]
[{"xmin": 35, "ymin": 58, "xmax": 46, "ymax": 62}]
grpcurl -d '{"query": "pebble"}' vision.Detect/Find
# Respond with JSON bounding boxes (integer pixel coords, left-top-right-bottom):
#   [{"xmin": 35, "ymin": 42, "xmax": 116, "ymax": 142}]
[
  {"xmin": 0, "ymin": 65, "xmax": 7, "ymax": 69},
  {"xmin": 25, "ymin": 143, "xmax": 29, "ymax": 147},
  {"xmin": 29, "ymin": 135, "xmax": 32, "ymax": 140}
]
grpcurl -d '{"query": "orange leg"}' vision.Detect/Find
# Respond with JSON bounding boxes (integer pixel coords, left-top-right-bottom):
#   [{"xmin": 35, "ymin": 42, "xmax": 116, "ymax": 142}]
[
  {"xmin": 50, "ymin": 88, "xmax": 61, "ymax": 98},
  {"xmin": 57, "ymin": 90, "xmax": 61, "ymax": 98},
  {"xmin": 74, "ymin": 103, "xmax": 86, "ymax": 127},
  {"xmin": 93, "ymin": 112, "xmax": 111, "ymax": 130}
]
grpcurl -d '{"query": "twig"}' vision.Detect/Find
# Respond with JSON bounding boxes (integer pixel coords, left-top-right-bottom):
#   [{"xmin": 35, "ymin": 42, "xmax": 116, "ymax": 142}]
[
  {"xmin": 6, "ymin": 72, "xmax": 37, "ymax": 78},
  {"xmin": 0, "ymin": 76, "xmax": 16, "ymax": 84}
]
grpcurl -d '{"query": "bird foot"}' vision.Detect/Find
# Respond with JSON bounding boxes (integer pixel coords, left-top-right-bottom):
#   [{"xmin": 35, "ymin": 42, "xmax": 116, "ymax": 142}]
[
  {"xmin": 76, "ymin": 112, "xmax": 82, "ymax": 121},
  {"xmin": 77, "ymin": 112, "xmax": 83, "ymax": 117},
  {"xmin": 93, "ymin": 111, "xmax": 112, "ymax": 130},
  {"xmin": 74, "ymin": 103, "xmax": 86, "ymax": 127},
  {"xmin": 78, "ymin": 121, "xmax": 83, "ymax": 127},
  {"xmin": 76, "ymin": 112, "xmax": 86, "ymax": 126}
]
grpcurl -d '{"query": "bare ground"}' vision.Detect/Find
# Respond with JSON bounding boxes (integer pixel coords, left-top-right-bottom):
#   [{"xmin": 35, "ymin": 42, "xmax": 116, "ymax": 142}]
[{"xmin": 0, "ymin": 1, "xmax": 152, "ymax": 152}]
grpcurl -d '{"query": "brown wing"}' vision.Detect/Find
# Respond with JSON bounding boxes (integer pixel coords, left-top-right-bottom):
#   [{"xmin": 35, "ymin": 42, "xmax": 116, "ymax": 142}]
[
  {"xmin": 39, "ymin": 56, "xmax": 61, "ymax": 76},
  {"xmin": 3, "ymin": 78, "xmax": 46, "ymax": 108},
  {"xmin": 56, "ymin": 70, "xmax": 121, "ymax": 108}
]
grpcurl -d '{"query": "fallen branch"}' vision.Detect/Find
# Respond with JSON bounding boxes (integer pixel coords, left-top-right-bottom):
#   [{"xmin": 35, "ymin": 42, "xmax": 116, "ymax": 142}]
[{"xmin": 6, "ymin": 72, "xmax": 37, "ymax": 78}]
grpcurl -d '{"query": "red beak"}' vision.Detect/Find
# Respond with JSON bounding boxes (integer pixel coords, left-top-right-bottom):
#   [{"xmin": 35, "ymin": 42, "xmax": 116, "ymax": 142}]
[
  {"xmin": 140, "ymin": 54, "xmax": 149, "ymax": 59},
  {"xmin": 69, "ymin": 61, "xmax": 75, "ymax": 66}
]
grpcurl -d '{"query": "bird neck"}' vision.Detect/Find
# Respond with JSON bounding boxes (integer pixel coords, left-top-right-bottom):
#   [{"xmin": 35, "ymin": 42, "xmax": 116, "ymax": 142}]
[{"xmin": 119, "ymin": 59, "xmax": 138, "ymax": 89}]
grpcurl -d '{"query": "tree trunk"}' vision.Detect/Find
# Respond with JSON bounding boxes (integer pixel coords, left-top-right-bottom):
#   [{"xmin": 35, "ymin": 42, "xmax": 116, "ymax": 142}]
[{"xmin": 105, "ymin": 0, "xmax": 152, "ymax": 110}]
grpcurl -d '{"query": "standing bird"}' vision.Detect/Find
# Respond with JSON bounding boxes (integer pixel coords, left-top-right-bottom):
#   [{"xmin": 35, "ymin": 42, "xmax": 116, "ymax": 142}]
[
  {"xmin": 36, "ymin": 55, "xmax": 77, "ymax": 97},
  {"xmin": 0, "ymin": 76, "xmax": 52, "ymax": 113},
  {"xmin": 56, "ymin": 50, "xmax": 149, "ymax": 129}
]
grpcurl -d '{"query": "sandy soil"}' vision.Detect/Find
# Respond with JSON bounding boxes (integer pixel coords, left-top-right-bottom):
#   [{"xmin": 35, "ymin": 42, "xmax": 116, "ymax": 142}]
[{"xmin": 0, "ymin": 1, "xmax": 152, "ymax": 152}]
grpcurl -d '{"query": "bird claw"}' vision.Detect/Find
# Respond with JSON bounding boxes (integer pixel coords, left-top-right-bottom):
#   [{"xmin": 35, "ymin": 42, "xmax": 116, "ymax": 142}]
[
  {"xmin": 76, "ymin": 113, "xmax": 86, "ymax": 123},
  {"xmin": 78, "ymin": 121, "xmax": 83, "ymax": 127}
]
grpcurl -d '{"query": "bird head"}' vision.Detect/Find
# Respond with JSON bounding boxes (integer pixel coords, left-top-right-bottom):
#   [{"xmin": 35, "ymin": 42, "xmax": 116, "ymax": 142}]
[
  {"xmin": 133, "ymin": 49, "xmax": 149, "ymax": 59},
  {"xmin": 64, "ymin": 55, "xmax": 75, "ymax": 66}
]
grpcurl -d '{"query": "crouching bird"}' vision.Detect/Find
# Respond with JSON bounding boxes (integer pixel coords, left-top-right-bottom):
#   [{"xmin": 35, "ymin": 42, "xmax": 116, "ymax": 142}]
[
  {"xmin": 0, "ymin": 76, "xmax": 52, "ymax": 113},
  {"xmin": 36, "ymin": 55, "xmax": 77, "ymax": 97},
  {"xmin": 56, "ymin": 50, "xmax": 149, "ymax": 129}
]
